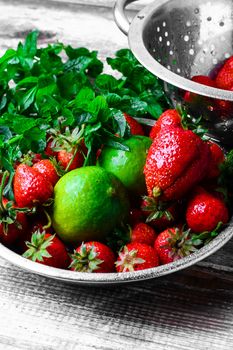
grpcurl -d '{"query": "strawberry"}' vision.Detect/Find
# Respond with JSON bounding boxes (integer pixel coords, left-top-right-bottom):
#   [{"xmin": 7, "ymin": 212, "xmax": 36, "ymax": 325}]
[
  {"xmin": 23, "ymin": 231, "xmax": 70, "ymax": 269},
  {"xmin": 57, "ymin": 148, "xmax": 85, "ymax": 171},
  {"xmin": 130, "ymin": 222, "xmax": 156, "ymax": 246},
  {"xmin": 206, "ymin": 141, "xmax": 225, "ymax": 179},
  {"xmin": 144, "ymin": 127, "xmax": 210, "ymax": 201},
  {"xmin": 70, "ymin": 241, "xmax": 115, "ymax": 273},
  {"xmin": 124, "ymin": 113, "xmax": 145, "ymax": 136},
  {"xmin": 0, "ymin": 198, "xmax": 28, "ymax": 246},
  {"xmin": 0, "ymin": 172, "xmax": 29, "ymax": 246},
  {"xmin": 214, "ymin": 87, "xmax": 233, "ymax": 118},
  {"xmin": 13, "ymin": 163, "xmax": 53, "ymax": 208},
  {"xmin": 33, "ymin": 159, "xmax": 59, "ymax": 186},
  {"xmin": 116, "ymin": 242, "xmax": 159, "ymax": 272},
  {"xmin": 215, "ymin": 56, "xmax": 233, "ymax": 90},
  {"xmin": 154, "ymin": 227, "xmax": 196, "ymax": 264},
  {"xmin": 46, "ymin": 126, "xmax": 86, "ymax": 172},
  {"xmin": 149, "ymin": 109, "xmax": 182, "ymax": 139},
  {"xmin": 44, "ymin": 139, "xmax": 57, "ymax": 158},
  {"xmin": 184, "ymin": 75, "xmax": 216, "ymax": 103},
  {"xmin": 186, "ymin": 187, "xmax": 229, "ymax": 233}
]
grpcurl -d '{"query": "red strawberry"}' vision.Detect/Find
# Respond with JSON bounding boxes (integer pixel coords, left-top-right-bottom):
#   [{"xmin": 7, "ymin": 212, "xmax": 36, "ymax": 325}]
[
  {"xmin": 184, "ymin": 75, "xmax": 216, "ymax": 103},
  {"xmin": 23, "ymin": 231, "xmax": 70, "ymax": 269},
  {"xmin": 45, "ymin": 127, "xmax": 87, "ymax": 171},
  {"xmin": 149, "ymin": 109, "xmax": 182, "ymax": 139},
  {"xmin": 214, "ymin": 86, "xmax": 233, "ymax": 118},
  {"xmin": 116, "ymin": 242, "xmax": 159, "ymax": 272},
  {"xmin": 124, "ymin": 113, "xmax": 145, "ymax": 136},
  {"xmin": 215, "ymin": 56, "xmax": 233, "ymax": 90},
  {"xmin": 33, "ymin": 159, "xmax": 59, "ymax": 186},
  {"xmin": 144, "ymin": 127, "xmax": 210, "ymax": 201},
  {"xmin": 0, "ymin": 198, "xmax": 28, "ymax": 246},
  {"xmin": 186, "ymin": 187, "xmax": 229, "ymax": 233},
  {"xmin": 130, "ymin": 222, "xmax": 156, "ymax": 246},
  {"xmin": 154, "ymin": 227, "xmax": 195, "ymax": 264},
  {"xmin": 206, "ymin": 141, "xmax": 225, "ymax": 179},
  {"xmin": 70, "ymin": 241, "xmax": 115, "ymax": 273},
  {"xmin": 45, "ymin": 139, "xmax": 57, "ymax": 158},
  {"xmin": 57, "ymin": 148, "xmax": 85, "ymax": 171},
  {"xmin": 13, "ymin": 163, "xmax": 53, "ymax": 208}
]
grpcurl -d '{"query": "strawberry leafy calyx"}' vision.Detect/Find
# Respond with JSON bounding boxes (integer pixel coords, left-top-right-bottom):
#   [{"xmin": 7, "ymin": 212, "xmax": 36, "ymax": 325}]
[
  {"xmin": 141, "ymin": 196, "xmax": 174, "ymax": 223},
  {"xmin": 176, "ymin": 105, "xmax": 209, "ymax": 139},
  {"xmin": 115, "ymin": 246, "xmax": 145, "ymax": 272},
  {"xmin": 190, "ymin": 221, "xmax": 223, "ymax": 246},
  {"xmin": 47, "ymin": 125, "xmax": 85, "ymax": 153},
  {"xmin": 164, "ymin": 227, "xmax": 199, "ymax": 260},
  {"xmin": 23, "ymin": 231, "xmax": 55, "ymax": 262},
  {"xmin": 69, "ymin": 242, "xmax": 104, "ymax": 272}
]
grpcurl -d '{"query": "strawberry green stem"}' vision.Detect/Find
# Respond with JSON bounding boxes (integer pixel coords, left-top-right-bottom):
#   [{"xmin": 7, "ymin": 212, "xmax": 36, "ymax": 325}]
[
  {"xmin": 0, "ymin": 172, "xmax": 8, "ymax": 214},
  {"xmin": 65, "ymin": 146, "xmax": 79, "ymax": 172},
  {"xmin": 42, "ymin": 209, "xmax": 52, "ymax": 230}
]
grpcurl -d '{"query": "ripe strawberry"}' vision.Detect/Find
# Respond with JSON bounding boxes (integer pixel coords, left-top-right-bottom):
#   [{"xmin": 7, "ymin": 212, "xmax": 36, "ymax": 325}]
[
  {"xmin": 23, "ymin": 231, "xmax": 70, "ymax": 269},
  {"xmin": 130, "ymin": 222, "xmax": 156, "ymax": 246},
  {"xmin": 149, "ymin": 109, "xmax": 182, "ymax": 139},
  {"xmin": 13, "ymin": 163, "xmax": 53, "ymax": 208},
  {"xmin": 33, "ymin": 159, "xmax": 59, "ymax": 186},
  {"xmin": 215, "ymin": 56, "xmax": 233, "ymax": 90},
  {"xmin": 57, "ymin": 148, "xmax": 85, "ymax": 171},
  {"xmin": 184, "ymin": 75, "xmax": 216, "ymax": 103},
  {"xmin": 186, "ymin": 187, "xmax": 229, "ymax": 233},
  {"xmin": 70, "ymin": 241, "xmax": 115, "ymax": 273},
  {"xmin": 0, "ymin": 198, "xmax": 28, "ymax": 246},
  {"xmin": 214, "ymin": 86, "xmax": 233, "ymax": 118},
  {"xmin": 206, "ymin": 141, "xmax": 225, "ymax": 179},
  {"xmin": 46, "ymin": 126, "xmax": 87, "ymax": 172},
  {"xmin": 144, "ymin": 127, "xmax": 210, "ymax": 201},
  {"xmin": 124, "ymin": 113, "xmax": 145, "ymax": 136},
  {"xmin": 116, "ymin": 242, "xmax": 159, "ymax": 272},
  {"xmin": 44, "ymin": 139, "xmax": 57, "ymax": 158},
  {"xmin": 154, "ymin": 227, "xmax": 196, "ymax": 264}
]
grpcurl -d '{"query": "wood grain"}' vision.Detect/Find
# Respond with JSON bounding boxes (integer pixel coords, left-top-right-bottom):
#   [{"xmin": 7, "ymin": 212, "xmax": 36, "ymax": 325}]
[
  {"xmin": 1, "ymin": 256, "xmax": 233, "ymax": 350},
  {"xmin": 0, "ymin": 0, "xmax": 233, "ymax": 349}
]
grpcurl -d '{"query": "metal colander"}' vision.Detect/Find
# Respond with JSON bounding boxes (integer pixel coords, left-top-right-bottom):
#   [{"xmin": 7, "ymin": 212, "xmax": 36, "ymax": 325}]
[{"xmin": 114, "ymin": 0, "xmax": 233, "ymax": 144}]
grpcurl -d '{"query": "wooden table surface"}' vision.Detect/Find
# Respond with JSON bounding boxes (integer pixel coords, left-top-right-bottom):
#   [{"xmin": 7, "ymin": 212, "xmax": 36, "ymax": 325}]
[{"xmin": 1, "ymin": 1, "xmax": 233, "ymax": 349}]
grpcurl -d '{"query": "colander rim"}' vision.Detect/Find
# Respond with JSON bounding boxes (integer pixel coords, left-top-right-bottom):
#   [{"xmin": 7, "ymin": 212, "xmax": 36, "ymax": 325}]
[{"xmin": 128, "ymin": 0, "xmax": 233, "ymax": 101}]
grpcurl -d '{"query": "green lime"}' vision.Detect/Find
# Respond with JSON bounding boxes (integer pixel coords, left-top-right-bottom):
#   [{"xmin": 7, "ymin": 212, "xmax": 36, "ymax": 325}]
[
  {"xmin": 97, "ymin": 136, "xmax": 152, "ymax": 196},
  {"xmin": 52, "ymin": 166, "xmax": 130, "ymax": 244}
]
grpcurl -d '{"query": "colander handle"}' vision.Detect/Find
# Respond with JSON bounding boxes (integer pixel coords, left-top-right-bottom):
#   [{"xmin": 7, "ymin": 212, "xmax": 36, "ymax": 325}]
[{"xmin": 114, "ymin": 0, "xmax": 138, "ymax": 35}]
